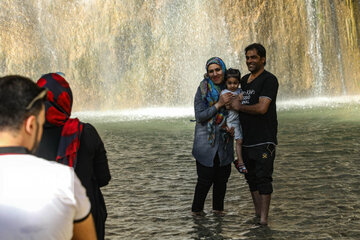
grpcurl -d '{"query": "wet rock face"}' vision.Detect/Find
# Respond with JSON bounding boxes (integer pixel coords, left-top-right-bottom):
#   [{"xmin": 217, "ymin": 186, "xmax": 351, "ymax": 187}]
[
  {"xmin": 221, "ymin": 0, "xmax": 360, "ymax": 98},
  {"xmin": 0, "ymin": 0, "xmax": 359, "ymax": 110}
]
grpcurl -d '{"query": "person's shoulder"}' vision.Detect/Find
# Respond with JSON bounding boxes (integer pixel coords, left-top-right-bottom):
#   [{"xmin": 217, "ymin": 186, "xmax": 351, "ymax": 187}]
[
  {"xmin": 198, "ymin": 78, "xmax": 208, "ymax": 88},
  {"xmin": 263, "ymin": 70, "xmax": 278, "ymax": 81},
  {"xmin": 82, "ymin": 122, "xmax": 95, "ymax": 131},
  {"xmin": 241, "ymin": 73, "xmax": 251, "ymax": 81},
  {"xmin": 10, "ymin": 154, "xmax": 75, "ymax": 181},
  {"xmin": 198, "ymin": 78, "xmax": 208, "ymax": 93},
  {"xmin": 30, "ymin": 155, "xmax": 73, "ymax": 171},
  {"xmin": 80, "ymin": 122, "xmax": 102, "ymax": 141}
]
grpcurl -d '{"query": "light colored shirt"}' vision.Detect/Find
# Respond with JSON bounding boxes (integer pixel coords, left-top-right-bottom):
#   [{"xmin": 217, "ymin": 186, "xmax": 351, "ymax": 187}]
[{"xmin": 0, "ymin": 154, "xmax": 90, "ymax": 240}]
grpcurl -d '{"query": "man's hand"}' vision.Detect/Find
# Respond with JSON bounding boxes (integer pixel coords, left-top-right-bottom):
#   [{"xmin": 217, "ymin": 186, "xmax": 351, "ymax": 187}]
[
  {"xmin": 226, "ymin": 126, "xmax": 235, "ymax": 137},
  {"xmin": 228, "ymin": 94, "xmax": 242, "ymax": 111}
]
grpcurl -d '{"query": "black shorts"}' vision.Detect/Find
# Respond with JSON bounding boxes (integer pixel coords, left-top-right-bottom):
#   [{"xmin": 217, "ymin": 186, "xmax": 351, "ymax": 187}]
[{"xmin": 243, "ymin": 144, "xmax": 276, "ymax": 194}]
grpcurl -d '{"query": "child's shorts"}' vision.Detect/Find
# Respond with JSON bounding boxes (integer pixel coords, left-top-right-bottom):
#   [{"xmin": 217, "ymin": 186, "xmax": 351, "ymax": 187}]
[{"xmin": 227, "ymin": 122, "xmax": 243, "ymax": 140}]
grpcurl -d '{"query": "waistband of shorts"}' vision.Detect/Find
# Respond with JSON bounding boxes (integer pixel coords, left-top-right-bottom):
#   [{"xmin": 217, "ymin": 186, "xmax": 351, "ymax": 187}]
[{"xmin": 243, "ymin": 142, "xmax": 276, "ymax": 148}]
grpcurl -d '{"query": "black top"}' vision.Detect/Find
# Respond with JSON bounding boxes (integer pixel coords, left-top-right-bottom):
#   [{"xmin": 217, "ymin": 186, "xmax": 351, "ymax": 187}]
[
  {"xmin": 36, "ymin": 123, "xmax": 111, "ymax": 240},
  {"xmin": 239, "ymin": 70, "xmax": 279, "ymax": 146}
]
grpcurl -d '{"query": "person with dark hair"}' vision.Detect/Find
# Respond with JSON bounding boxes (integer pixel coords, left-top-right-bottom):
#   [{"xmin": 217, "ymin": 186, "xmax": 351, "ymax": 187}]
[
  {"xmin": 245, "ymin": 43, "xmax": 267, "ymax": 66},
  {"xmin": 230, "ymin": 43, "xmax": 279, "ymax": 225},
  {"xmin": 191, "ymin": 57, "xmax": 234, "ymax": 215},
  {"xmin": 221, "ymin": 68, "xmax": 247, "ymax": 174},
  {"xmin": 0, "ymin": 75, "xmax": 96, "ymax": 239},
  {"xmin": 35, "ymin": 72, "xmax": 111, "ymax": 240}
]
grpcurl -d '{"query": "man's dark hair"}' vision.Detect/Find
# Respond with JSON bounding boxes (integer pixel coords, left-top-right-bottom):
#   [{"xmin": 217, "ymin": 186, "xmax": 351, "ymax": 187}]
[
  {"xmin": 0, "ymin": 75, "xmax": 46, "ymax": 131},
  {"xmin": 245, "ymin": 43, "xmax": 267, "ymax": 66},
  {"xmin": 226, "ymin": 68, "xmax": 241, "ymax": 82}
]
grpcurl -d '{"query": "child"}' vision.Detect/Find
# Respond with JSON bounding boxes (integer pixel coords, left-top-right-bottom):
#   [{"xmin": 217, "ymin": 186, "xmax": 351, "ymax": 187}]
[{"xmin": 221, "ymin": 68, "xmax": 247, "ymax": 174}]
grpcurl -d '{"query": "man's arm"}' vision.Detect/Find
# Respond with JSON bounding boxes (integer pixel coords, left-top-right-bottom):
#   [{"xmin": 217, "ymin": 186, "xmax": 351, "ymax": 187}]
[
  {"xmin": 71, "ymin": 170, "xmax": 97, "ymax": 240},
  {"xmin": 86, "ymin": 124, "xmax": 111, "ymax": 187},
  {"xmin": 230, "ymin": 96, "xmax": 272, "ymax": 115},
  {"xmin": 72, "ymin": 214, "xmax": 97, "ymax": 240}
]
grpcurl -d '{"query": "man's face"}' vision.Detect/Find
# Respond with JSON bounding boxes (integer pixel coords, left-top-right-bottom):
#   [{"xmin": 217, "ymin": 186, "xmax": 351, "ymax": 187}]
[
  {"xmin": 246, "ymin": 49, "xmax": 265, "ymax": 74},
  {"xmin": 31, "ymin": 105, "xmax": 45, "ymax": 153}
]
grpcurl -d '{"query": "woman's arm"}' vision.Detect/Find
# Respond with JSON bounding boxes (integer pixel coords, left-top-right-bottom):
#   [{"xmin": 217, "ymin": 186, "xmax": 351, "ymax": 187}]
[
  {"xmin": 194, "ymin": 87, "xmax": 217, "ymax": 123},
  {"xmin": 194, "ymin": 87, "xmax": 231, "ymax": 123},
  {"xmin": 84, "ymin": 123, "xmax": 111, "ymax": 187},
  {"xmin": 91, "ymin": 125, "xmax": 111, "ymax": 187}
]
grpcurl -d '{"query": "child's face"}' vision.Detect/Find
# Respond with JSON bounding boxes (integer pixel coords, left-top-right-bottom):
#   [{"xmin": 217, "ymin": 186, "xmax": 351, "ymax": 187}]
[{"xmin": 226, "ymin": 77, "xmax": 240, "ymax": 92}]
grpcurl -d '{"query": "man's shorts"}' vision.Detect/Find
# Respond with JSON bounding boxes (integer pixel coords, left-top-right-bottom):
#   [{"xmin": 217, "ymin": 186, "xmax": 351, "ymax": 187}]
[
  {"xmin": 243, "ymin": 144, "xmax": 276, "ymax": 194},
  {"xmin": 227, "ymin": 122, "xmax": 243, "ymax": 140}
]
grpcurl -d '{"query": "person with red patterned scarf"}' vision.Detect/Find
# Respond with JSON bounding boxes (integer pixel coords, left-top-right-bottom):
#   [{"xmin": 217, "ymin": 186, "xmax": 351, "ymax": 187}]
[
  {"xmin": 0, "ymin": 75, "xmax": 96, "ymax": 240},
  {"xmin": 36, "ymin": 72, "xmax": 111, "ymax": 240}
]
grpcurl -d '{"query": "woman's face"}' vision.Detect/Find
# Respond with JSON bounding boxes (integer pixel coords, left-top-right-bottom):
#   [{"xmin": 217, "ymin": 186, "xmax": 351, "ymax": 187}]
[{"xmin": 207, "ymin": 64, "xmax": 224, "ymax": 85}]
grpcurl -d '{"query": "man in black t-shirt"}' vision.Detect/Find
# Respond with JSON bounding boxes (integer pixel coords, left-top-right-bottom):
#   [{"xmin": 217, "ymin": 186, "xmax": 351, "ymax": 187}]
[{"xmin": 230, "ymin": 43, "xmax": 279, "ymax": 226}]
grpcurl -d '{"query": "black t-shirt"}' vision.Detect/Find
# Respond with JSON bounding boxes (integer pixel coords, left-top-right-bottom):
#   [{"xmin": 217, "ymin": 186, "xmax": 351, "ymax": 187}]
[{"xmin": 239, "ymin": 70, "xmax": 279, "ymax": 146}]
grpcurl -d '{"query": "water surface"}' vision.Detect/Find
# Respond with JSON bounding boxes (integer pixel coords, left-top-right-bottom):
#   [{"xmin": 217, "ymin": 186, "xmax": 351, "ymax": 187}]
[{"xmin": 86, "ymin": 105, "xmax": 360, "ymax": 239}]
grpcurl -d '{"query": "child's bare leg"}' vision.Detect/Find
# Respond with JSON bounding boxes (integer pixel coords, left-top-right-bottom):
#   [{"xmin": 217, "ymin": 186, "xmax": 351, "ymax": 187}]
[
  {"xmin": 236, "ymin": 139, "xmax": 244, "ymax": 164},
  {"xmin": 236, "ymin": 139, "xmax": 247, "ymax": 173}
]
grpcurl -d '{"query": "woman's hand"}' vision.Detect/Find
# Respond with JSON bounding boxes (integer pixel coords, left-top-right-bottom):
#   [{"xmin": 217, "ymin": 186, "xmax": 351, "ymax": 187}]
[
  {"xmin": 215, "ymin": 92, "xmax": 232, "ymax": 110},
  {"xmin": 227, "ymin": 94, "xmax": 242, "ymax": 111}
]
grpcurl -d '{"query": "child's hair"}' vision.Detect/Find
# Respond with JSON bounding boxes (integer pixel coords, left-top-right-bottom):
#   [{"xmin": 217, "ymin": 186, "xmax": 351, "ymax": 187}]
[{"xmin": 226, "ymin": 68, "xmax": 241, "ymax": 82}]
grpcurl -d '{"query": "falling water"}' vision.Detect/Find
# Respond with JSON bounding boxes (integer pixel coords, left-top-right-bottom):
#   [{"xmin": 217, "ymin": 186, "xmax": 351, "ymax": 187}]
[
  {"xmin": 1, "ymin": 2, "xmax": 360, "ymax": 239},
  {"xmin": 329, "ymin": 0, "xmax": 347, "ymax": 95},
  {"xmin": 305, "ymin": 0, "xmax": 325, "ymax": 95},
  {"xmin": 0, "ymin": 0, "xmax": 359, "ymax": 110}
]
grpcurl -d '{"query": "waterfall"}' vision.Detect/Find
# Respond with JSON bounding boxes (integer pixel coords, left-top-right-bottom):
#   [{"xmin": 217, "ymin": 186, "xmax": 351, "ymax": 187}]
[
  {"xmin": 0, "ymin": 0, "xmax": 359, "ymax": 110},
  {"xmin": 329, "ymin": 0, "xmax": 346, "ymax": 94},
  {"xmin": 305, "ymin": 0, "xmax": 325, "ymax": 95}
]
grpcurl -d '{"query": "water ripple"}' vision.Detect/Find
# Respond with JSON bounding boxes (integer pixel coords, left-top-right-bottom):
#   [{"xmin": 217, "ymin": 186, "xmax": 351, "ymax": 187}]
[{"xmin": 93, "ymin": 107, "xmax": 360, "ymax": 239}]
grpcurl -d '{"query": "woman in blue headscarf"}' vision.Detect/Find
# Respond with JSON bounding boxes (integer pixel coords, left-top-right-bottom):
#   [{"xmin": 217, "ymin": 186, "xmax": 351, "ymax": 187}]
[{"xmin": 191, "ymin": 57, "xmax": 234, "ymax": 215}]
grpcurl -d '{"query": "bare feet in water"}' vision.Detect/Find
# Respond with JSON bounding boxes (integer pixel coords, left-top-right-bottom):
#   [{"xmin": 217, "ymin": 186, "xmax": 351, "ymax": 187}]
[
  {"xmin": 191, "ymin": 211, "xmax": 206, "ymax": 216},
  {"xmin": 212, "ymin": 210, "xmax": 225, "ymax": 216}
]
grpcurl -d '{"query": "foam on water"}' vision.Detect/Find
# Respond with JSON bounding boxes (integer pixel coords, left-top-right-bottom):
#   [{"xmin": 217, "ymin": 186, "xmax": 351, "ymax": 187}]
[
  {"xmin": 73, "ymin": 106, "xmax": 194, "ymax": 122},
  {"xmin": 277, "ymin": 95, "xmax": 360, "ymax": 110},
  {"xmin": 73, "ymin": 95, "xmax": 360, "ymax": 122}
]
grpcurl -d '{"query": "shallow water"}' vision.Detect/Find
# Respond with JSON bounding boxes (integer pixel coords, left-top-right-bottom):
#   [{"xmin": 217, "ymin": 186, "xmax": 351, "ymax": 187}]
[{"xmin": 87, "ymin": 105, "xmax": 360, "ymax": 240}]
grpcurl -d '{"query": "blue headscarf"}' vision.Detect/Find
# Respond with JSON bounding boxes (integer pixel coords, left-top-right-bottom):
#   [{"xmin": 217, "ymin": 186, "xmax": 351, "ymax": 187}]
[
  {"xmin": 202, "ymin": 57, "xmax": 227, "ymax": 107},
  {"xmin": 205, "ymin": 57, "xmax": 227, "ymax": 76}
]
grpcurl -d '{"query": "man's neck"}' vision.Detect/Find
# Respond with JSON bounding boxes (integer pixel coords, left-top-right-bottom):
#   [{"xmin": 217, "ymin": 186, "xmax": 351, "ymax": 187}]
[
  {"xmin": 0, "ymin": 131, "xmax": 28, "ymax": 150},
  {"xmin": 248, "ymin": 68, "xmax": 265, "ymax": 83}
]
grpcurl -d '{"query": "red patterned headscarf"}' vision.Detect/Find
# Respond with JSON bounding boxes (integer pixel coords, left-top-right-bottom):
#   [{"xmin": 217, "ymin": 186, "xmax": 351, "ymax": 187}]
[{"xmin": 37, "ymin": 73, "xmax": 83, "ymax": 168}]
